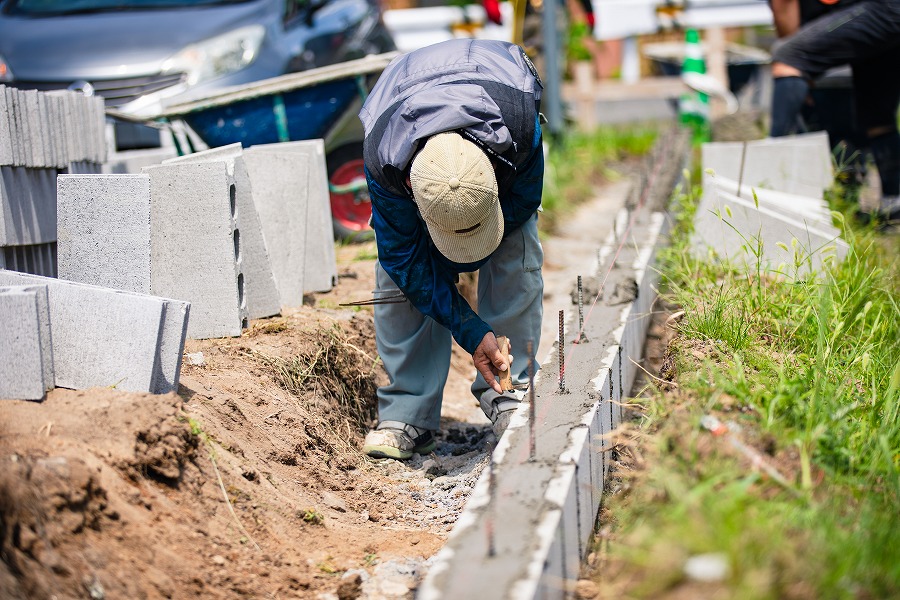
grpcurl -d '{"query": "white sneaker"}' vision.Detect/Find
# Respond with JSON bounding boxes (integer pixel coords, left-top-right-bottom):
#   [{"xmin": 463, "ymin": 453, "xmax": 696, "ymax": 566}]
[{"xmin": 480, "ymin": 389, "xmax": 525, "ymax": 437}]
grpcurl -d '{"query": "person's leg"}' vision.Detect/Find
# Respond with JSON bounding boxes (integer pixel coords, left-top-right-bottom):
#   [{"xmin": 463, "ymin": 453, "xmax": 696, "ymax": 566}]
[
  {"xmin": 852, "ymin": 51, "xmax": 900, "ymax": 223},
  {"xmin": 771, "ymin": 0, "xmax": 900, "ymax": 136},
  {"xmin": 371, "ymin": 261, "xmax": 451, "ymax": 432},
  {"xmin": 471, "ymin": 212, "xmax": 544, "ymax": 399}
]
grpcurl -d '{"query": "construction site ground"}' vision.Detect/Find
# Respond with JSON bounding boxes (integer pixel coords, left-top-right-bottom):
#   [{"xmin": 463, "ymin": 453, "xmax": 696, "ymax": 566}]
[{"xmin": 0, "ymin": 175, "xmax": 633, "ymax": 600}]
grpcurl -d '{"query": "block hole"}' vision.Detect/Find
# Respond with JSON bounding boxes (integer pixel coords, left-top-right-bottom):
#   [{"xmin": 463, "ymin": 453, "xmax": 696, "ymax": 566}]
[
  {"xmin": 233, "ymin": 229, "xmax": 241, "ymax": 263},
  {"xmin": 242, "ymin": 318, "xmax": 249, "ymax": 329},
  {"xmin": 237, "ymin": 273, "xmax": 245, "ymax": 309},
  {"xmin": 229, "ymin": 183, "xmax": 237, "ymax": 218}
]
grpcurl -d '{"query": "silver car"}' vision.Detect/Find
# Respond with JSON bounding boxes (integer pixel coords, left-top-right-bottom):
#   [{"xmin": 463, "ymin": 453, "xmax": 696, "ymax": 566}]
[{"xmin": 0, "ymin": 0, "xmax": 395, "ymax": 146}]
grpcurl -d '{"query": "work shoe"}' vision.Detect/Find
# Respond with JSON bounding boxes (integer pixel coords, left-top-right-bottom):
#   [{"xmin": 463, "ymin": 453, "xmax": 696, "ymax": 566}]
[
  {"xmin": 856, "ymin": 196, "xmax": 900, "ymax": 232},
  {"xmin": 362, "ymin": 421, "xmax": 436, "ymax": 460},
  {"xmin": 480, "ymin": 389, "xmax": 526, "ymax": 438}
]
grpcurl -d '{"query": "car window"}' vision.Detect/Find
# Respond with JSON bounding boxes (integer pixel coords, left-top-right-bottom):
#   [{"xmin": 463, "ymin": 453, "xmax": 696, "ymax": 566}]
[{"xmin": 4, "ymin": 0, "xmax": 253, "ymax": 16}]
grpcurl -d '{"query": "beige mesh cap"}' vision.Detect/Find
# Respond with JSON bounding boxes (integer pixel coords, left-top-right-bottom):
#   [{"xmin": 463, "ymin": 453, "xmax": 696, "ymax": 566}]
[{"xmin": 410, "ymin": 132, "xmax": 503, "ymax": 264}]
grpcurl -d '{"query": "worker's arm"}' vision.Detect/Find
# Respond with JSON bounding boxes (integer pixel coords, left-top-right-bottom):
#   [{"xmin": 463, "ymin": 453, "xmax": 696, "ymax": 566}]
[
  {"xmin": 366, "ymin": 171, "xmax": 493, "ymax": 356},
  {"xmin": 368, "ymin": 179, "xmax": 508, "ymax": 391},
  {"xmin": 769, "ymin": 0, "xmax": 800, "ymax": 37}
]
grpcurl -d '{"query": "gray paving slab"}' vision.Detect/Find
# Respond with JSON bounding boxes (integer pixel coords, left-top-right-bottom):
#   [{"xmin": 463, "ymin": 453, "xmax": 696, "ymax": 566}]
[
  {"xmin": 247, "ymin": 140, "xmax": 337, "ymax": 293},
  {"xmin": 144, "ymin": 161, "xmax": 243, "ymax": 339},
  {"xmin": 23, "ymin": 90, "xmax": 44, "ymax": 167},
  {"xmin": 706, "ymin": 174, "xmax": 834, "ymax": 229},
  {"xmin": 57, "ymin": 174, "xmax": 152, "ymax": 293},
  {"xmin": 8, "ymin": 87, "xmax": 23, "ymax": 166},
  {"xmin": 693, "ymin": 178, "xmax": 848, "ymax": 278},
  {"xmin": 701, "ymin": 131, "xmax": 833, "ymax": 199},
  {"xmin": 242, "ymin": 150, "xmax": 309, "ymax": 307},
  {"xmin": 0, "ymin": 166, "xmax": 58, "ymax": 247},
  {"xmin": 0, "ymin": 86, "xmax": 13, "ymax": 165},
  {"xmin": 0, "ymin": 270, "xmax": 187, "ymax": 393},
  {"xmin": 163, "ymin": 144, "xmax": 281, "ymax": 319},
  {"xmin": 93, "ymin": 96, "xmax": 108, "ymax": 164},
  {"xmin": 104, "ymin": 147, "xmax": 177, "ymax": 174},
  {"xmin": 0, "ymin": 287, "xmax": 48, "ymax": 400}
]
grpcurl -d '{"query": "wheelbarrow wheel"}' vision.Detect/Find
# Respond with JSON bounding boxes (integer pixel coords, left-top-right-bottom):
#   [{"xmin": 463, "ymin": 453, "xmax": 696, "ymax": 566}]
[{"xmin": 327, "ymin": 142, "xmax": 374, "ymax": 242}]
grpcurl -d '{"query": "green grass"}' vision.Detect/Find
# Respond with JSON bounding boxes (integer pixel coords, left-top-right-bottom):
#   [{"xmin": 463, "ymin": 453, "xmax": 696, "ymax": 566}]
[
  {"xmin": 594, "ymin": 179, "xmax": 900, "ymax": 598},
  {"xmin": 541, "ymin": 124, "xmax": 657, "ymax": 231}
]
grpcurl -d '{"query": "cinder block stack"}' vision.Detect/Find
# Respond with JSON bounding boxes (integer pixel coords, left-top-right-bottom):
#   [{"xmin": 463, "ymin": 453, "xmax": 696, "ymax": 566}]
[
  {"xmin": 0, "ymin": 270, "xmax": 189, "ymax": 399},
  {"xmin": 0, "ymin": 85, "xmax": 107, "ymax": 277}
]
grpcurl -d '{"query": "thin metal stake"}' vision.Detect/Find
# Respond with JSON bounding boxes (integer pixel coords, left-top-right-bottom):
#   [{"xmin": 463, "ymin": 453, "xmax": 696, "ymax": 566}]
[
  {"xmin": 487, "ymin": 457, "xmax": 496, "ymax": 557},
  {"xmin": 575, "ymin": 276, "xmax": 588, "ymax": 343},
  {"xmin": 558, "ymin": 310, "xmax": 565, "ymax": 393},
  {"xmin": 527, "ymin": 339, "xmax": 536, "ymax": 460}
]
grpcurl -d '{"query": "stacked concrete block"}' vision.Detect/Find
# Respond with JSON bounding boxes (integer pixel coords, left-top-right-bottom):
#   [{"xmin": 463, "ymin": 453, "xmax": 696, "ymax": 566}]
[
  {"xmin": 242, "ymin": 149, "xmax": 310, "ymax": 307},
  {"xmin": 162, "ymin": 143, "xmax": 281, "ymax": 319},
  {"xmin": 0, "ymin": 270, "xmax": 189, "ymax": 395},
  {"xmin": 57, "ymin": 174, "xmax": 152, "ymax": 294},
  {"xmin": 0, "ymin": 285, "xmax": 53, "ymax": 401},
  {"xmin": 702, "ymin": 131, "xmax": 834, "ymax": 199},
  {"xmin": 0, "ymin": 85, "xmax": 108, "ymax": 277},
  {"xmin": 694, "ymin": 175, "xmax": 848, "ymax": 278},
  {"xmin": 246, "ymin": 139, "xmax": 338, "ymax": 295},
  {"xmin": 145, "ymin": 161, "xmax": 247, "ymax": 338}
]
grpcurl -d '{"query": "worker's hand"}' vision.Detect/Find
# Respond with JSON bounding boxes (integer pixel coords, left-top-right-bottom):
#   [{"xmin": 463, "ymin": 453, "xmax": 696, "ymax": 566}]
[{"xmin": 473, "ymin": 332, "xmax": 508, "ymax": 394}]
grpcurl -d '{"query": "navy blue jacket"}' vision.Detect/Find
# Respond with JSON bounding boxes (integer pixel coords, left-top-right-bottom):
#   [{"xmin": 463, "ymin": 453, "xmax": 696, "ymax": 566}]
[{"xmin": 360, "ymin": 39, "xmax": 544, "ymax": 353}]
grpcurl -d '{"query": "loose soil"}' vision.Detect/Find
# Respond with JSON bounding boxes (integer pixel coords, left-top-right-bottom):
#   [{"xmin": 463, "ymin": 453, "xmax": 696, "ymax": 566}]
[{"xmin": 0, "ymin": 180, "xmax": 631, "ymax": 599}]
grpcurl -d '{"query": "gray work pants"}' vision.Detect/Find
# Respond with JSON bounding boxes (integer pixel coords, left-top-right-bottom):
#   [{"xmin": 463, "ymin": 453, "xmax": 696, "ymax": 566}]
[{"xmin": 373, "ymin": 214, "xmax": 544, "ymax": 431}]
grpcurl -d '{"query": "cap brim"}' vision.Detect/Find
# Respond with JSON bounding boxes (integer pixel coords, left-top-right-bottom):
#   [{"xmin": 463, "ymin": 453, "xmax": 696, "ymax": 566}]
[{"xmin": 427, "ymin": 194, "xmax": 504, "ymax": 264}]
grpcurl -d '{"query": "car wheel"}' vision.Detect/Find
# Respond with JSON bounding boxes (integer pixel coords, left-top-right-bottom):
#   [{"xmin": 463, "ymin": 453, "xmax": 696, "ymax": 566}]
[{"xmin": 327, "ymin": 142, "xmax": 374, "ymax": 242}]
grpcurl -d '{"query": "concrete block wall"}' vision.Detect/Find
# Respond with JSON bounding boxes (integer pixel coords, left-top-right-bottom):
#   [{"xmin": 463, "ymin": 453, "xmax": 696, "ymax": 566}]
[
  {"xmin": 246, "ymin": 140, "xmax": 338, "ymax": 294},
  {"xmin": 0, "ymin": 270, "xmax": 189, "ymax": 395},
  {"xmin": 162, "ymin": 143, "xmax": 281, "ymax": 319},
  {"xmin": 420, "ymin": 207, "xmax": 670, "ymax": 599},
  {"xmin": 0, "ymin": 285, "xmax": 52, "ymax": 401},
  {"xmin": 0, "ymin": 85, "xmax": 108, "ymax": 277}
]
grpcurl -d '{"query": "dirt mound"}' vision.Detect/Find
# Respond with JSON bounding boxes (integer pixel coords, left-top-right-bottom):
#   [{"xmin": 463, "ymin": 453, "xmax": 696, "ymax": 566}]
[{"xmin": 0, "ymin": 299, "xmax": 482, "ymax": 599}]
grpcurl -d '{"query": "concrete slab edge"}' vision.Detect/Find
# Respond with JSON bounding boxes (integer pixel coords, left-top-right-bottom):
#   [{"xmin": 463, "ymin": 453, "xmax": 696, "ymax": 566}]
[{"xmin": 419, "ymin": 208, "xmax": 671, "ymax": 599}]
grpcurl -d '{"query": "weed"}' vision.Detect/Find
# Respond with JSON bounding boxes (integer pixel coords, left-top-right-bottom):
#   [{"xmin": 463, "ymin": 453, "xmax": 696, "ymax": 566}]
[{"xmin": 301, "ymin": 508, "xmax": 325, "ymax": 525}]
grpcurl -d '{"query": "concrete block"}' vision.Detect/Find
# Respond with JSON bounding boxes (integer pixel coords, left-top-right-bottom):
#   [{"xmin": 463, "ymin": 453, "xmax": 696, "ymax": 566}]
[
  {"xmin": 7, "ymin": 87, "xmax": 22, "ymax": 166},
  {"xmin": 248, "ymin": 140, "xmax": 338, "ymax": 293},
  {"xmin": 702, "ymin": 132, "xmax": 833, "ymax": 199},
  {"xmin": 693, "ymin": 178, "xmax": 848, "ymax": 278},
  {"xmin": 0, "ymin": 86, "xmax": 13, "ymax": 165},
  {"xmin": 0, "ymin": 270, "xmax": 189, "ymax": 393},
  {"xmin": 93, "ymin": 95, "xmax": 108, "ymax": 164},
  {"xmin": 1, "ymin": 283, "xmax": 54, "ymax": 389},
  {"xmin": 152, "ymin": 299, "xmax": 190, "ymax": 394},
  {"xmin": 707, "ymin": 174, "xmax": 834, "ymax": 230},
  {"xmin": 104, "ymin": 147, "xmax": 177, "ymax": 174},
  {"xmin": 145, "ymin": 161, "xmax": 244, "ymax": 339},
  {"xmin": 24, "ymin": 90, "xmax": 44, "ymax": 167},
  {"xmin": 163, "ymin": 144, "xmax": 281, "ymax": 319},
  {"xmin": 0, "ymin": 287, "xmax": 48, "ymax": 400},
  {"xmin": 242, "ymin": 149, "xmax": 309, "ymax": 307},
  {"xmin": 0, "ymin": 166, "xmax": 58, "ymax": 246},
  {"xmin": 57, "ymin": 174, "xmax": 152, "ymax": 294}
]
